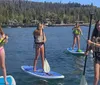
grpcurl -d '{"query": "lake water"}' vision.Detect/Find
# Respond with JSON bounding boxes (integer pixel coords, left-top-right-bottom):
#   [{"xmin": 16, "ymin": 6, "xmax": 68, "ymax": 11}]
[{"xmin": 1, "ymin": 26, "xmax": 95, "ymax": 85}]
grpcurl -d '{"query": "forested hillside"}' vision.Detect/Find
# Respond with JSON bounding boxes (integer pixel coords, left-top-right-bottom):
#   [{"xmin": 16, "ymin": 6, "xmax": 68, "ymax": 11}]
[{"xmin": 0, "ymin": 0, "xmax": 100, "ymax": 25}]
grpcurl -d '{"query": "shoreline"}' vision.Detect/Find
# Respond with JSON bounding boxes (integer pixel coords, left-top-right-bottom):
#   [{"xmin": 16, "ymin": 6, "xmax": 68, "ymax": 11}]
[
  {"xmin": 47, "ymin": 23, "xmax": 89, "ymax": 27},
  {"xmin": 2, "ymin": 23, "xmax": 89, "ymax": 28}
]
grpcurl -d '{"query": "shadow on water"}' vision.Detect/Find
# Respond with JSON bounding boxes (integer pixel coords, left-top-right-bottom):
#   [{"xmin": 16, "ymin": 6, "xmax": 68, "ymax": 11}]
[
  {"xmin": 71, "ymin": 54, "xmax": 94, "ymax": 85},
  {"xmin": 21, "ymin": 78, "xmax": 65, "ymax": 85},
  {"xmin": 72, "ymin": 56, "xmax": 84, "ymax": 73},
  {"xmin": 64, "ymin": 51, "xmax": 85, "ymax": 84},
  {"xmin": 71, "ymin": 55, "xmax": 85, "ymax": 83}
]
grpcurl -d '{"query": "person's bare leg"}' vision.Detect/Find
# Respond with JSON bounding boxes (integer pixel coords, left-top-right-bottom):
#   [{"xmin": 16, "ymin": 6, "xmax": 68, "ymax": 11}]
[
  {"xmin": 94, "ymin": 62, "xmax": 99, "ymax": 85},
  {"xmin": 77, "ymin": 36, "xmax": 80, "ymax": 50},
  {"xmin": 40, "ymin": 45, "xmax": 44, "ymax": 70},
  {"xmin": 72, "ymin": 36, "xmax": 76, "ymax": 50},
  {"xmin": 0, "ymin": 48, "xmax": 8, "ymax": 85},
  {"xmin": 33, "ymin": 47, "xmax": 40, "ymax": 72}
]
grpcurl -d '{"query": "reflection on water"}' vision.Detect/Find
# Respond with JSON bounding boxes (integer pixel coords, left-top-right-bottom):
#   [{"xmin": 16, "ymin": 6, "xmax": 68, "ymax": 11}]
[
  {"xmin": 32, "ymin": 79, "xmax": 48, "ymax": 85},
  {"xmin": 72, "ymin": 55, "xmax": 94, "ymax": 74},
  {"xmin": 74, "ymin": 56, "xmax": 84, "ymax": 72},
  {"xmin": 71, "ymin": 54, "xmax": 94, "ymax": 85}
]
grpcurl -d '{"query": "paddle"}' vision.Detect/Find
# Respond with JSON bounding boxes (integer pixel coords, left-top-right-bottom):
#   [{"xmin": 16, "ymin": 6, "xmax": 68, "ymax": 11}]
[
  {"xmin": 43, "ymin": 43, "xmax": 50, "ymax": 73},
  {"xmin": 81, "ymin": 33, "xmax": 87, "ymax": 42},
  {"xmin": 42, "ymin": 28, "xmax": 50, "ymax": 73},
  {"xmin": 80, "ymin": 13, "xmax": 94, "ymax": 85}
]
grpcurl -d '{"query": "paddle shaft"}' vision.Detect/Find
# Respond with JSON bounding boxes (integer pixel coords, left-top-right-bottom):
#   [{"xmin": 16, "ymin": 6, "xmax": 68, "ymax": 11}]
[
  {"xmin": 44, "ymin": 43, "xmax": 46, "ymax": 58},
  {"xmin": 81, "ymin": 34, "xmax": 87, "ymax": 42},
  {"xmin": 42, "ymin": 29, "xmax": 46, "ymax": 58},
  {"xmin": 83, "ymin": 13, "xmax": 94, "ymax": 75}
]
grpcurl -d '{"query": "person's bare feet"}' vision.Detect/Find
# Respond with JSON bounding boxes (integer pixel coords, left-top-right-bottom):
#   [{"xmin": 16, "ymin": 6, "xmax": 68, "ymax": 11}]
[
  {"xmin": 46, "ymin": 73, "xmax": 52, "ymax": 76},
  {"xmin": 5, "ymin": 80, "xmax": 8, "ymax": 85},
  {"xmin": 33, "ymin": 68, "xmax": 36, "ymax": 72}
]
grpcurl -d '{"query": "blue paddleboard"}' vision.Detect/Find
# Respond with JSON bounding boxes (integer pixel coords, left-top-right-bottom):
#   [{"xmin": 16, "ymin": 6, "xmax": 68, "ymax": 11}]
[
  {"xmin": 67, "ymin": 47, "xmax": 85, "ymax": 55},
  {"xmin": 21, "ymin": 65, "xmax": 64, "ymax": 79},
  {"xmin": 0, "ymin": 75, "xmax": 16, "ymax": 85}
]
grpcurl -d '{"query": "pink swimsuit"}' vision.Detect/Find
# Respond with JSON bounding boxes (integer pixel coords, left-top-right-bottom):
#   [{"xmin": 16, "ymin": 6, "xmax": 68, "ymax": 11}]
[{"xmin": 36, "ymin": 44, "xmax": 43, "ymax": 49}]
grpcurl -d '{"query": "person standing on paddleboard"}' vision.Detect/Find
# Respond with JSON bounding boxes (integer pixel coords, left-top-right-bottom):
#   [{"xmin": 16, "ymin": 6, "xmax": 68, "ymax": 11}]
[
  {"xmin": 86, "ymin": 20, "xmax": 100, "ymax": 85},
  {"xmin": 33, "ymin": 23, "xmax": 46, "ymax": 72},
  {"xmin": 72, "ymin": 23, "xmax": 82, "ymax": 52},
  {"xmin": 0, "ymin": 27, "xmax": 8, "ymax": 85}
]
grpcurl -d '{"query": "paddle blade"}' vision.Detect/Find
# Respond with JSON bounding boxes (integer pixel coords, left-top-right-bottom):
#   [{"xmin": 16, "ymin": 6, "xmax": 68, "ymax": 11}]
[
  {"xmin": 80, "ymin": 75, "xmax": 88, "ymax": 85},
  {"xmin": 44, "ymin": 58, "xmax": 50, "ymax": 73}
]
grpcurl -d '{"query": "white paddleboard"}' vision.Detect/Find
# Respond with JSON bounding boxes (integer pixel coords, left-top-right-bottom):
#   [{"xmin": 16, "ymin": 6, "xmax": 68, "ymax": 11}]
[
  {"xmin": 0, "ymin": 75, "xmax": 16, "ymax": 85},
  {"xmin": 67, "ymin": 47, "xmax": 85, "ymax": 55},
  {"xmin": 21, "ymin": 65, "xmax": 64, "ymax": 79}
]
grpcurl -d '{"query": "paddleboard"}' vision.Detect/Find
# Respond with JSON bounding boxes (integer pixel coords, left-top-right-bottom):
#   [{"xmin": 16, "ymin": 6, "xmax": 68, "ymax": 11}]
[
  {"xmin": 67, "ymin": 47, "xmax": 85, "ymax": 55},
  {"xmin": 21, "ymin": 65, "xmax": 64, "ymax": 79},
  {"xmin": 0, "ymin": 75, "xmax": 16, "ymax": 85}
]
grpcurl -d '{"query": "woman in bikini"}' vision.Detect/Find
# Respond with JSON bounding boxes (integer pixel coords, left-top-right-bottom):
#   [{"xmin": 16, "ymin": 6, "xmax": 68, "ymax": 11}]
[
  {"xmin": 0, "ymin": 27, "xmax": 8, "ymax": 85},
  {"xmin": 33, "ymin": 23, "xmax": 46, "ymax": 72}
]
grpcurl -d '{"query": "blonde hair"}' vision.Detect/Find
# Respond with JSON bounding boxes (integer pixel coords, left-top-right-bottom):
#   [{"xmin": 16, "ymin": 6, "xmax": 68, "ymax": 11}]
[{"xmin": 34, "ymin": 23, "xmax": 43, "ymax": 36}]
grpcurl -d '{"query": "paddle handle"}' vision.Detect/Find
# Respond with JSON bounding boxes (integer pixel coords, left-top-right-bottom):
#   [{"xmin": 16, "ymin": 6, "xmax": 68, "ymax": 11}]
[{"xmin": 83, "ymin": 13, "xmax": 94, "ymax": 75}]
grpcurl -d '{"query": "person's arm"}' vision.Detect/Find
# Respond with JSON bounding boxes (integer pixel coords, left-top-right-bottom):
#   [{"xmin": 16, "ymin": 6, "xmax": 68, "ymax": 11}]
[
  {"xmin": 33, "ymin": 31, "xmax": 36, "ymax": 48},
  {"xmin": 80, "ymin": 28, "xmax": 82, "ymax": 35},
  {"xmin": 33, "ymin": 31, "xmax": 36, "ymax": 43},
  {"xmin": 43, "ymin": 33, "xmax": 46, "ymax": 43},
  {"xmin": 0, "ymin": 34, "xmax": 8, "ymax": 44},
  {"xmin": 85, "ymin": 38, "xmax": 94, "ymax": 55},
  {"xmin": 88, "ymin": 40, "xmax": 100, "ymax": 47},
  {"xmin": 4, "ymin": 35, "xmax": 8, "ymax": 43},
  {"xmin": 72, "ymin": 27, "xmax": 74, "ymax": 30},
  {"xmin": 33, "ymin": 30, "xmax": 36, "ymax": 37}
]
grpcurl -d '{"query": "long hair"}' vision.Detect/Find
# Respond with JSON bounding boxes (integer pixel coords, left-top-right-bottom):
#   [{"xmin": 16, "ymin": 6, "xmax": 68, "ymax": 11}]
[
  {"xmin": 36, "ymin": 23, "xmax": 44, "ymax": 32},
  {"xmin": 92, "ymin": 20, "xmax": 100, "ymax": 38},
  {"xmin": 75, "ymin": 23, "xmax": 80, "ymax": 28},
  {"xmin": 0, "ymin": 27, "xmax": 4, "ymax": 35},
  {"xmin": 36, "ymin": 23, "xmax": 40, "ymax": 30}
]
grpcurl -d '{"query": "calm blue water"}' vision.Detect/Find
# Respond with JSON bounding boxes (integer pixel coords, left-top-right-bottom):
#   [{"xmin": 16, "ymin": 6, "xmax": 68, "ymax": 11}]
[{"xmin": 1, "ymin": 26, "xmax": 95, "ymax": 85}]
